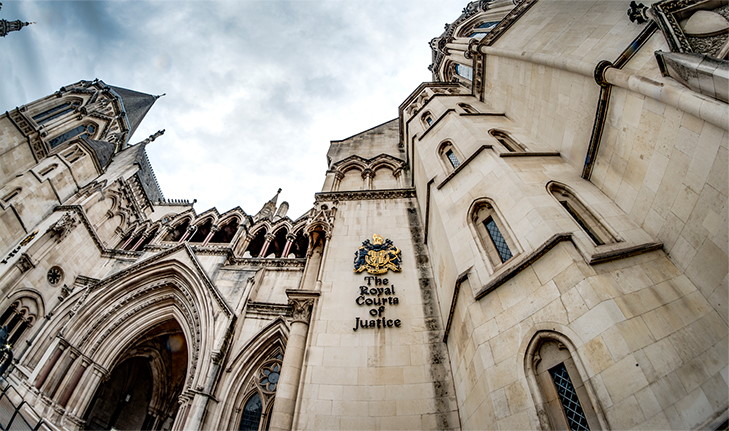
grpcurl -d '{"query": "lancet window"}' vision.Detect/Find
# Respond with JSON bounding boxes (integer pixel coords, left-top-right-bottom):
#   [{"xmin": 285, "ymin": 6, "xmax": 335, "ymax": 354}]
[
  {"xmin": 210, "ymin": 218, "xmax": 240, "ymax": 244},
  {"xmin": 438, "ymin": 141, "xmax": 462, "ymax": 172},
  {"xmin": 163, "ymin": 219, "xmax": 190, "ymax": 242},
  {"xmin": 237, "ymin": 352, "xmax": 283, "ymax": 431},
  {"xmin": 548, "ymin": 182, "xmax": 617, "ymax": 246},
  {"xmin": 0, "ymin": 297, "xmax": 40, "ymax": 346},
  {"xmin": 527, "ymin": 333, "xmax": 602, "ymax": 431},
  {"xmin": 48, "ymin": 124, "xmax": 97, "ymax": 149},
  {"xmin": 421, "ymin": 112, "xmax": 434, "ymax": 127},
  {"xmin": 245, "ymin": 228, "xmax": 268, "ymax": 258},
  {"xmin": 489, "ymin": 129, "xmax": 526, "ymax": 152},
  {"xmin": 189, "ymin": 218, "xmax": 213, "ymax": 243},
  {"xmin": 470, "ymin": 199, "xmax": 517, "ymax": 268},
  {"xmin": 32, "ymin": 100, "xmax": 81, "ymax": 125},
  {"xmin": 467, "ymin": 21, "xmax": 499, "ymax": 39},
  {"xmin": 458, "ymin": 103, "xmax": 477, "ymax": 114}
]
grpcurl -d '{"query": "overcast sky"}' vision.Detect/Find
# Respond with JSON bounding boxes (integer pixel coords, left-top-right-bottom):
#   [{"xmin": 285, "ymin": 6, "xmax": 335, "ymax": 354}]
[{"xmin": 1, "ymin": 0, "xmax": 465, "ymax": 218}]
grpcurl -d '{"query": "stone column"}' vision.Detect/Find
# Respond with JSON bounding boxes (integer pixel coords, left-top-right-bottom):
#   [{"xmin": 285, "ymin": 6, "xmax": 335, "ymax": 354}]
[
  {"xmin": 172, "ymin": 392, "xmax": 194, "ymax": 431},
  {"xmin": 34, "ymin": 341, "xmax": 66, "ymax": 389},
  {"xmin": 202, "ymin": 226, "xmax": 218, "ymax": 245},
  {"xmin": 56, "ymin": 356, "xmax": 91, "ymax": 407},
  {"xmin": 281, "ymin": 234, "xmax": 296, "ymax": 258},
  {"xmin": 362, "ymin": 169, "xmax": 373, "ymax": 190},
  {"xmin": 66, "ymin": 364, "xmax": 107, "ymax": 426},
  {"xmin": 258, "ymin": 233, "xmax": 275, "ymax": 258},
  {"xmin": 268, "ymin": 290, "xmax": 319, "ymax": 431},
  {"xmin": 41, "ymin": 347, "xmax": 79, "ymax": 399}
]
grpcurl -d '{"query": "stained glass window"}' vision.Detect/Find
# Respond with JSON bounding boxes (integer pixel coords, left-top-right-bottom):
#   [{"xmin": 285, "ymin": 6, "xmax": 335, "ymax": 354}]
[
  {"xmin": 238, "ymin": 393, "xmax": 262, "ymax": 431},
  {"xmin": 259, "ymin": 362, "xmax": 281, "ymax": 392},
  {"xmin": 32, "ymin": 101, "xmax": 80, "ymax": 124},
  {"xmin": 484, "ymin": 216, "xmax": 513, "ymax": 262},
  {"xmin": 549, "ymin": 363, "xmax": 590, "ymax": 431}
]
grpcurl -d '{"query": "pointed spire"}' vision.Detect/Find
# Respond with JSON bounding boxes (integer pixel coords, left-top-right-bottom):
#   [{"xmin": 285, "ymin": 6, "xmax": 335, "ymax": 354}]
[
  {"xmin": 107, "ymin": 85, "xmax": 159, "ymax": 143},
  {"xmin": 254, "ymin": 189, "xmax": 282, "ymax": 222},
  {"xmin": 136, "ymin": 129, "xmax": 165, "ymax": 146},
  {"xmin": 1, "ymin": 2, "xmax": 35, "ymax": 37}
]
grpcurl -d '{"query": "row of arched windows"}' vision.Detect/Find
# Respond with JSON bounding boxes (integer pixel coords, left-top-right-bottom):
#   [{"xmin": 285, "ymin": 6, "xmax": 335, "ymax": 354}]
[
  {"xmin": 469, "ymin": 183, "xmax": 617, "ymax": 270},
  {"xmin": 117, "ymin": 215, "xmax": 310, "ymax": 259}
]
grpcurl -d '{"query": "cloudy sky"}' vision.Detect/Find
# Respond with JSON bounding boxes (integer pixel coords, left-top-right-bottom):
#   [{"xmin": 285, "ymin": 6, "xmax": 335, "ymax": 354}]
[{"xmin": 1, "ymin": 0, "xmax": 465, "ymax": 218}]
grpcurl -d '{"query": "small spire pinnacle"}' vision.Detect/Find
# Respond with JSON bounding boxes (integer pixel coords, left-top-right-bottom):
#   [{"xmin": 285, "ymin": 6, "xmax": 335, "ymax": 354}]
[
  {"xmin": 154, "ymin": 93, "xmax": 166, "ymax": 100},
  {"xmin": 136, "ymin": 129, "xmax": 165, "ymax": 146}
]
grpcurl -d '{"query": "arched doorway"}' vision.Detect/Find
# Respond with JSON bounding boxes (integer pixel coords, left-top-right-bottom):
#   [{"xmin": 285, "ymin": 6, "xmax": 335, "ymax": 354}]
[{"xmin": 83, "ymin": 320, "xmax": 188, "ymax": 430}]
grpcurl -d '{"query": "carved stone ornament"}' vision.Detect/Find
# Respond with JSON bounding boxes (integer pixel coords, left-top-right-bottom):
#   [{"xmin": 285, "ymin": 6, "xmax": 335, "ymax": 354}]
[
  {"xmin": 49, "ymin": 212, "xmax": 79, "ymax": 243},
  {"xmin": 15, "ymin": 253, "xmax": 34, "ymax": 273},
  {"xmin": 289, "ymin": 298, "xmax": 314, "ymax": 323},
  {"xmin": 353, "ymin": 234, "xmax": 403, "ymax": 275}
]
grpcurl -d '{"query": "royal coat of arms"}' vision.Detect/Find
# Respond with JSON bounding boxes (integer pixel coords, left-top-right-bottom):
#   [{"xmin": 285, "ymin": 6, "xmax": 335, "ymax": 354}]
[{"xmin": 353, "ymin": 234, "xmax": 402, "ymax": 275}]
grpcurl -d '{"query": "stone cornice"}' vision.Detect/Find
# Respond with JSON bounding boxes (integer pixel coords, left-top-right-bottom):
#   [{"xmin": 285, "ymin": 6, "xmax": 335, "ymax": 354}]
[
  {"xmin": 224, "ymin": 257, "xmax": 307, "ymax": 269},
  {"xmin": 246, "ymin": 300, "xmax": 292, "ymax": 317},
  {"xmin": 315, "ymin": 188, "xmax": 416, "ymax": 202}
]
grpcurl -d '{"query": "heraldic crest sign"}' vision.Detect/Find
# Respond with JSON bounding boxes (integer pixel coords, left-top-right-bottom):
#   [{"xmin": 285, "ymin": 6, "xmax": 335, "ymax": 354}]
[{"xmin": 353, "ymin": 234, "xmax": 402, "ymax": 275}]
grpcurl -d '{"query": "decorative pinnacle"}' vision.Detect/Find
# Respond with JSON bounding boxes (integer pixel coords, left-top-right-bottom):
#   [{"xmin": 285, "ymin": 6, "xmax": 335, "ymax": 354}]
[
  {"xmin": 154, "ymin": 93, "xmax": 166, "ymax": 100},
  {"xmin": 137, "ymin": 129, "xmax": 165, "ymax": 146}
]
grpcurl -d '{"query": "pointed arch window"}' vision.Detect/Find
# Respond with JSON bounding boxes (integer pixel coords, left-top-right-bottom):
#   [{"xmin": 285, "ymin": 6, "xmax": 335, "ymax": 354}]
[
  {"xmin": 189, "ymin": 218, "xmax": 213, "ymax": 243},
  {"xmin": 548, "ymin": 182, "xmax": 617, "ymax": 246},
  {"xmin": 470, "ymin": 200, "xmax": 518, "ymax": 267},
  {"xmin": 527, "ymin": 332, "xmax": 603, "ymax": 431},
  {"xmin": 0, "ymin": 296, "xmax": 40, "ymax": 347},
  {"xmin": 239, "ymin": 393, "xmax": 263, "ymax": 431},
  {"xmin": 455, "ymin": 64, "xmax": 473, "ymax": 81},
  {"xmin": 236, "ymin": 352, "xmax": 283, "ymax": 431},
  {"xmin": 163, "ymin": 219, "xmax": 190, "ymax": 242},
  {"xmin": 211, "ymin": 218, "xmax": 240, "ymax": 244},
  {"xmin": 437, "ymin": 141, "xmax": 462, "ymax": 172},
  {"xmin": 48, "ymin": 124, "xmax": 97, "ymax": 149},
  {"xmin": 421, "ymin": 111, "xmax": 434, "ymax": 127},
  {"xmin": 32, "ymin": 100, "xmax": 81, "ymax": 125},
  {"xmin": 467, "ymin": 21, "xmax": 499, "ymax": 39},
  {"xmin": 458, "ymin": 103, "xmax": 477, "ymax": 114},
  {"xmin": 489, "ymin": 129, "xmax": 526, "ymax": 152}
]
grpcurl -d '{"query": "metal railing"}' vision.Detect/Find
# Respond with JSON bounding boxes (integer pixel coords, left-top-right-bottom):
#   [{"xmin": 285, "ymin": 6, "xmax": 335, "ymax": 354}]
[{"xmin": 0, "ymin": 383, "xmax": 50, "ymax": 431}]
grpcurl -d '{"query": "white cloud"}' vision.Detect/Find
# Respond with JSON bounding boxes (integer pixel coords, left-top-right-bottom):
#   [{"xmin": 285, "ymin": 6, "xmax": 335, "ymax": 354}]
[{"xmin": 1, "ymin": 0, "xmax": 466, "ymax": 218}]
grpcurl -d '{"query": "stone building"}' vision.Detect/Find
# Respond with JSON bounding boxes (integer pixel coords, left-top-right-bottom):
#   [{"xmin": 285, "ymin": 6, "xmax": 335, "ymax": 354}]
[{"xmin": 0, "ymin": 0, "xmax": 726, "ymax": 430}]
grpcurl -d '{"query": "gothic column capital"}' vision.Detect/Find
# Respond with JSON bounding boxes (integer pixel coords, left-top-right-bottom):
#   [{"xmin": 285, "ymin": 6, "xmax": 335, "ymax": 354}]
[{"xmin": 285, "ymin": 290, "xmax": 320, "ymax": 324}]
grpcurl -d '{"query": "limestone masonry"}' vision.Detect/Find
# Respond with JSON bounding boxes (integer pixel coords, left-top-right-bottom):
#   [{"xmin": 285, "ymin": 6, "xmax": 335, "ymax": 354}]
[{"xmin": 0, "ymin": 0, "xmax": 726, "ymax": 429}]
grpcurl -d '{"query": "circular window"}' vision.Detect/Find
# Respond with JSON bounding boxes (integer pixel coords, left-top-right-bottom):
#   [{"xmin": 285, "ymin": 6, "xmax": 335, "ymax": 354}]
[
  {"xmin": 258, "ymin": 361, "xmax": 281, "ymax": 392},
  {"xmin": 47, "ymin": 266, "xmax": 63, "ymax": 286}
]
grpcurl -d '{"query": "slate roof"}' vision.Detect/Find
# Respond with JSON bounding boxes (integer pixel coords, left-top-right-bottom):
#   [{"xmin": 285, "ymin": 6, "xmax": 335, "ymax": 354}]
[
  {"xmin": 80, "ymin": 136, "xmax": 115, "ymax": 170},
  {"xmin": 108, "ymin": 85, "xmax": 157, "ymax": 142}
]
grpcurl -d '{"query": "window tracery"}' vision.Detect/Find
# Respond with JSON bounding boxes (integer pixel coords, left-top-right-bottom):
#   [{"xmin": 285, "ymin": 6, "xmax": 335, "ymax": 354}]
[
  {"xmin": 237, "ymin": 352, "xmax": 283, "ymax": 431},
  {"xmin": 48, "ymin": 123, "xmax": 97, "ymax": 149},
  {"xmin": 32, "ymin": 99, "xmax": 81, "ymax": 125}
]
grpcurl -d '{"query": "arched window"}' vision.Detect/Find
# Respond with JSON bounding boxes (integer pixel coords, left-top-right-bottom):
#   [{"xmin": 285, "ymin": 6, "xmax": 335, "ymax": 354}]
[
  {"xmin": 438, "ymin": 141, "xmax": 462, "ymax": 172},
  {"xmin": 455, "ymin": 64, "xmax": 473, "ymax": 81},
  {"xmin": 290, "ymin": 229, "xmax": 309, "ymax": 258},
  {"xmin": 470, "ymin": 200, "xmax": 517, "ymax": 267},
  {"xmin": 237, "ymin": 352, "xmax": 283, "ymax": 431},
  {"xmin": 48, "ymin": 124, "xmax": 97, "ymax": 149},
  {"xmin": 239, "ymin": 393, "xmax": 263, "ymax": 431},
  {"xmin": 245, "ymin": 228, "xmax": 268, "ymax": 258},
  {"xmin": 548, "ymin": 182, "xmax": 617, "ymax": 246},
  {"xmin": 421, "ymin": 111, "xmax": 434, "ymax": 127},
  {"xmin": 32, "ymin": 100, "xmax": 81, "ymax": 125},
  {"xmin": 132, "ymin": 226, "xmax": 159, "ymax": 251},
  {"xmin": 123, "ymin": 229, "xmax": 146, "ymax": 251},
  {"xmin": 211, "ymin": 218, "xmax": 240, "ymax": 244},
  {"xmin": 526, "ymin": 332, "xmax": 603, "ymax": 431},
  {"xmin": 0, "ymin": 296, "xmax": 41, "ymax": 346},
  {"xmin": 489, "ymin": 129, "xmax": 526, "ymax": 152},
  {"xmin": 189, "ymin": 218, "xmax": 213, "ymax": 243},
  {"xmin": 267, "ymin": 228, "xmax": 288, "ymax": 258},
  {"xmin": 2, "ymin": 187, "xmax": 21, "ymax": 203},
  {"xmin": 458, "ymin": 103, "xmax": 477, "ymax": 114},
  {"xmin": 163, "ymin": 219, "xmax": 190, "ymax": 242},
  {"xmin": 467, "ymin": 21, "xmax": 499, "ymax": 39}
]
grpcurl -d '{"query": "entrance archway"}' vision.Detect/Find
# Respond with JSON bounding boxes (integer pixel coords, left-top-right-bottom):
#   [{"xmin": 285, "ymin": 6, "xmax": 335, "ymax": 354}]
[{"xmin": 83, "ymin": 320, "xmax": 188, "ymax": 430}]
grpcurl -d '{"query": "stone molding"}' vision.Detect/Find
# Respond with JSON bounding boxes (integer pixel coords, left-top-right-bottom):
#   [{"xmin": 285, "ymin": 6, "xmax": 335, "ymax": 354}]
[
  {"xmin": 315, "ymin": 188, "xmax": 416, "ymax": 203},
  {"xmin": 285, "ymin": 289, "xmax": 320, "ymax": 324},
  {"xmin": 246, "ymin": 300, "xmax": 293, "ymax": 317}
]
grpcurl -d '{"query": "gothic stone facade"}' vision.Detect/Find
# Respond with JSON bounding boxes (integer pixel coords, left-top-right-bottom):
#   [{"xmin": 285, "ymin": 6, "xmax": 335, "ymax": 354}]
[{"xmin": 0, "ymin": 0, "xmax": 726, "ymax": 430}]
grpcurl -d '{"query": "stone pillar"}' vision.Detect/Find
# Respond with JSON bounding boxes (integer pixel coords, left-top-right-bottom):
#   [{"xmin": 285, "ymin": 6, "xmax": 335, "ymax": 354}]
[
  {"xmin": 179, "ymin": 225, "xmax": 195, "ymax": 243},
  {"xmin": 202, "ymin": 226, "xmax": 218, "ymax": 246},
  {"xmin": 172, "ymin": 392, "xmax": 194, "ymax": 431},
  {"xmin": 34, "ymin": 341, "xmax": 65, "ymax": 389},
  {"xmin": 66, "ymin": 364, "xmax": 107, "ymax": 425},
  {"xmin": 258, "ymin": 233, "xmax": 274, "ymax": 258},
  {"xmin": 41, "ymin": 347, "xmax": 79, "ymax": 399},
  {"xmin": 281, "ymin": 234, "xmax": 296, "ymax": 258},
  {"xmin": 362, "ymin": 168, "xmax": 373, "ymax": 190},
  {"xmin": 56, "ymin": 356, "xmax": 90, "ymax": 407},
  {"xmin": 268, "ymin": 290, "xmax": 319, "ymax": 431}
]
